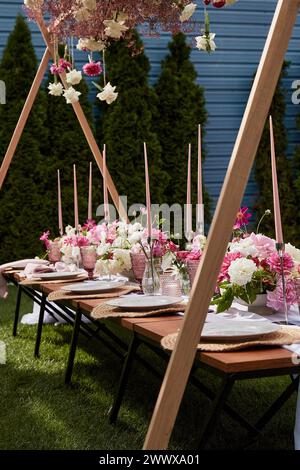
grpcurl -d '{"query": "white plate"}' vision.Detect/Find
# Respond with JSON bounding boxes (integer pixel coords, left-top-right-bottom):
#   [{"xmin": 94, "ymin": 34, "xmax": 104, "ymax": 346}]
[
  {"xmin": 201, "ymin": 319, "xmax": 280, "ymax": 341},
  {"xmin": 61, "ymin": 280, "xmax": 126, "ymax": 294},
  {"xmin": 36, "ymin": 271, "xmax": 84, "ymax": 281},
  {"xmin": 9, "ymin": 260, "xmax": 50, "ymax": 270},
  {"xmin": 107, "ymin": 295, "xmax": 183, "ymax": 311}
]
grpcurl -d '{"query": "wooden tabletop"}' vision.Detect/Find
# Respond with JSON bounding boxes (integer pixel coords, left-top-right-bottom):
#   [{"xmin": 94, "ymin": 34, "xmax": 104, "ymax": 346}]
[{"xmin": 7, "ymin": 272, "xmax": 299, "ymax": 375}]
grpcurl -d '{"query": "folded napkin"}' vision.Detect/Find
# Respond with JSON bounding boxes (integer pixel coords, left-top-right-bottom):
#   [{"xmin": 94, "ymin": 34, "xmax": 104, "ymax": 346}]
[
  {"xmin": 23, "ymin": 262, "xmax": 79, "ymax": 280},
  {"xmin": 0, "ymin": 259, "xmax": 49, "ymax": 299}
]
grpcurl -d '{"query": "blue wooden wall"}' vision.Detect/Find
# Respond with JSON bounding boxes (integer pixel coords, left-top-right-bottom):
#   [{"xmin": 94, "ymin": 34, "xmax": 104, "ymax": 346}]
[{"xmin": 1, "ymin": 0, "xmax": 300, "ymax": 212}]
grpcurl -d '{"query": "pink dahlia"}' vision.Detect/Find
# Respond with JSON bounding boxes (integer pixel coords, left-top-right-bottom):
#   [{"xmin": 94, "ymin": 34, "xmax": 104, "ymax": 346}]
[
  {"xmin": 234, "ymin": 207, "xmax": 252, "ymax": 230},
  {"xmin": 83, "ymin": 61, "xmax": 102, "ymax": 77},
  {"xmin": 267, "ymin": 252, "xmax": 294, "ymax": 275},
  {"xmin": 218, "ymin": 252, "xmax": 242, "ymax": 283},
  {"xmin": 267, "ymin": 279, "xmax": 297, "ymax": 311}
]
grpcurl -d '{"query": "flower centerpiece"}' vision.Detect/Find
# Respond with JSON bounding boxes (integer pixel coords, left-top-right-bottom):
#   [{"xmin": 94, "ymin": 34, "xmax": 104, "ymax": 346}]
[
  {"xmin": 212, "ymin": 208, "xmax": 300, "ymax": 313},
  {"xmin": 24, "ymin": 0, "xmax": 237, "ymax": 105}
]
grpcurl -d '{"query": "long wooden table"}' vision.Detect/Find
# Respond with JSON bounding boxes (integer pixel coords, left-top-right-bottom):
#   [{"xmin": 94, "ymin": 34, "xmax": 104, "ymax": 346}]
[{"xmin": 4, "ymin": 272, "xmax": 300, "ymax": 448}]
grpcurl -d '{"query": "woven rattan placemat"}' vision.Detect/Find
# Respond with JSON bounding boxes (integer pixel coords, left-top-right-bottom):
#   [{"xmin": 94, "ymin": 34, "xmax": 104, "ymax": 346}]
[
  {"xmin": 47, "ymin": 285, "xmax": 140, "ymax": 302},
  {"xmin": 90, "ymin": 302, "xmax": 186, "ymax": 320},
  {"xmin": 161, "ymin": 326, "xmax": 300, "ymax": 352},
  {"xmin": 20, "ymin": 275, "xmax": 88, "ymax": 286}
]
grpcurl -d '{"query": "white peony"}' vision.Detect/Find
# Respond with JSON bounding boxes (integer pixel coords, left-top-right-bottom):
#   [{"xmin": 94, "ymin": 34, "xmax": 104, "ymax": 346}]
[
  {"xmin": 114, "ymin": 249, "xmax": 131, "ymax": 271},
  {"xmin": 180, "ymin": 3, "xmax": 197, "ymax": 22},
  {"xmin": 66, "ymin": 69, "xmax": 82, "ymax": 86},
  {"xmin": 229, "ymin": 238, "xmax": 258, "ymax": 258},
  {"xmin": 63, "ymin": 87, "xmax": 81, "ymax": 104},
  {"xmin": 285, "ymin": 243, "xmax": 300, "ymax": 264},
  {"xmin": 195, "ymin": 33, "xmax": 216, "ymax": 52},
  {"xmin": 228, "ymin": 258, "xmax": 257, "ymax": 287},
  {"xmin": 48, "ymin": 82, "xmax": 63, "ymax": 96},
  {"xmin": 97, "ymin": 82, "xmax": 118, "ymax": 105},
  {"xmin": 104, "ymin": 20, "xmax": 128, "ymax": 39},
  {"xmin": 77, "ymin": 37, "xmax": 105, "ymax": 52}
]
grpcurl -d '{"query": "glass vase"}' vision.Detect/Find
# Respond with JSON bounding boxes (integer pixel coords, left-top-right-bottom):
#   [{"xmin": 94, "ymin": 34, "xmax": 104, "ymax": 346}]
[{"xmin": 142, "ymin": 258, "xmax": 160, "ymax": 295}]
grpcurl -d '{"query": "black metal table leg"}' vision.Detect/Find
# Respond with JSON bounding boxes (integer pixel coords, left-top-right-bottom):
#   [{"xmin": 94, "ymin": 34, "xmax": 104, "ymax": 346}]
[
  {"xmin": 12, "ymin": 284, "xmax": 22, "ymax": 337},
  {"xmin": 198, "ymin": 375, "xmax": 235, "ymax": 449},
  {"xmin": 109, "ymin": 334, "xmax": 140, "ymax": 424},
  {"xmin": 34, "ymin": 293, "xmax": 46, "ymax": 358},
  {"xmin": 65, "ymin": 305, "xmax": 82, "ymax": 385}
]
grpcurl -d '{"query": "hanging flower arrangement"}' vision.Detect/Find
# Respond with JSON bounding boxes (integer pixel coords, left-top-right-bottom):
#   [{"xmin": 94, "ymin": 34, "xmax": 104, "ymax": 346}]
[{"xmin": 24, "ymin": 0, "xmax": 237, "ymax": 104}]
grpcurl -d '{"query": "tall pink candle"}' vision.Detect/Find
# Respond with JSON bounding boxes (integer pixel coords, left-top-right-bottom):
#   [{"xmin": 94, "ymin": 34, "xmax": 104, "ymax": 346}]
[
  {"xmin": 197, "ymin": 125, "xmax": 203, "ymax": 206},
  {"xmin": 269, "ymin": 115, "xmax": 283, "ymax": 244},
  {"xmin": 103, "ymin": 145, "xmax": 109, "ymax": 222},
  {"xmin": 57, "ymin": 169, "xmax": 63, "ymax": 236},
  {"xmin": 186, "ymin": 143, "xmax": 192, "ymax": 236},
  {"xmin": 73, "ymin": 164, "xmax": 79, "ymax": 230},
  {"xmin": 88, "ymin": 162, "xmax": 92, "ymax": 221},
  {"xmin": 144, "ymin": 142, "xmax": 152, "ymax": 239}
]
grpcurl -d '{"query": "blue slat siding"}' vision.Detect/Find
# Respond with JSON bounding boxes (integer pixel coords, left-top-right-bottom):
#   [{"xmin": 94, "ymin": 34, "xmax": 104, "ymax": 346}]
[{"xmin": 0, "ymin": 0, "xmax": 300, "ymax": 212}]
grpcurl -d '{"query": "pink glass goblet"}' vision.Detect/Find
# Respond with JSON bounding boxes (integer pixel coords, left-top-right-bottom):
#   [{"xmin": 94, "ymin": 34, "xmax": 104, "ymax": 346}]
[
  {"xmin": 130, "ymin": 252, "xmax": 146, "ymax": 288},
  {"xmin": 80, "ymin": 246, "xmax": 97, "ymax": 281},
  {"xmin": 186, "ymin": 259, "xmax": 200, "ymax": 288},
  {"xmin": 48, "ymin": 241, "xmax": 62, "ymax": 263}
]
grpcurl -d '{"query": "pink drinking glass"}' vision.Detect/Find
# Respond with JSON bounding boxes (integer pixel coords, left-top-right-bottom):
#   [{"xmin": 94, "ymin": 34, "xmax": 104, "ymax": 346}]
[
  {"xmin": 48, "ymin": 241, "xmax": 62, "ymax": 263},
  {"xmin": 186, "ymin": 259, "xmax": 200, "ymax": 288},
  {"xmin": 80, "ymin": 246, "xmax": 97, "ymax": 280},
  {"xmin": 130, "ymin": 252, "xmax": 146, "ymax": 288}
]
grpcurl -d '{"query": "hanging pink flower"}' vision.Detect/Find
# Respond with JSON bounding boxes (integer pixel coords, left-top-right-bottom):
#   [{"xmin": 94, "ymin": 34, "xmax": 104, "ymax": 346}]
[
  {"xmin": 50, "ymin": 64, "xmax": 65, "ymax": 75},
  {"xmin": 59, "ymin": 58, "xmax": 72, "ymax": 70},
  {"xmin": 83, "ymin": 61, "xmax": 102, "ymax": 77},
  {"xmin": 267, "ymin": 252, "xmax": 294, "ymax": 275},
  {"xmin": 267, "ymin": 279, "xmax": 297, "ymax": 311},
  {"xmin": 234, "ymin": 207, "xmax": 252, "ymax": 230}
]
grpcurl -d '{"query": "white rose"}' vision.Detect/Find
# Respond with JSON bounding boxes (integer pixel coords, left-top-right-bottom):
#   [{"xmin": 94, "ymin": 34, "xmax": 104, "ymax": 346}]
[
  {"xmin": 228, "ymin": 258, "xmax": 257, "ymax": 287},
  {"xmin": 63, "ymin": 87, "xmax": 81, "ymax": 104},
  {"xmin": 66, "ymin": 69, "xmax": 82, "ymax": 86},
  {"xmin": 195, "ymin": 33, "xmax": 216, "ymax": 52},
  {"xmin": 229, "ymin": 238, "xmax": 258, "ymax": 258},
  {"xmin": 48, "ymin": 82, "xmax": 63, "ymax": 96},
  {"xmin": 97, "ymin": 82, "xmax": 118, "ymax": 105},
  {"xmin": 180, "ymin": 3, "xmax": 197, "ymax": 22}
]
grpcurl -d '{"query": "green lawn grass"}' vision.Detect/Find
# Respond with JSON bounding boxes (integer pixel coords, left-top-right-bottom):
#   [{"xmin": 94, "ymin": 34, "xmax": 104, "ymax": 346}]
[{"xmin": 0, "ymin": 285, "xmax": 297, "ymax": 450}]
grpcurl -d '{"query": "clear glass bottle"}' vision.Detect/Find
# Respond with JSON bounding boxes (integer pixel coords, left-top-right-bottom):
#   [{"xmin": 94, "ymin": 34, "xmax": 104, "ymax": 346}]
[{"xmin": 142, "ymin": 258, "xmax": 160, "ymax": 295}]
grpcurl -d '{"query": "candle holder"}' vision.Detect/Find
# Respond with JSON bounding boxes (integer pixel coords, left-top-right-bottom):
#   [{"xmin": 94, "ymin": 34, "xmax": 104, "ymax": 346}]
[
  {"xmin": 276, "ymin": 242, "xmax": 289, "ymax": 325},
  {"xmin": 196, "ymin": 204, "xmax": 205, "ymax": 236},
  {"xmin": 80, "ymin": 245, "xmax": 97, "ymax": 281}
]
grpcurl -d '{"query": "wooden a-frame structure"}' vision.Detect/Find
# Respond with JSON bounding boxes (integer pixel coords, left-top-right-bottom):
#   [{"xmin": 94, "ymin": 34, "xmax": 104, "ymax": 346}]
[
  {"xmin": 143, "ymin": 0, "xmax": 300, "ymax": 450},
  {"xmin": 0, "ymin": 15, "xmax": 127, "ymax": 222}
]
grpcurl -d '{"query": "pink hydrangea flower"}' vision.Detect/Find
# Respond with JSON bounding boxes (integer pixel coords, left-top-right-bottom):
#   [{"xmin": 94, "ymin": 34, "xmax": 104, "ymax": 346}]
[
  {"xmin": 234, "ymin": 207, "xmax": 252, "ymax": 230},
  {"xmin": 267, "ymin": 279, "xmax": 297, "ymax": 311},
  {"xmin": 267, "ymin": 252, "xmax": 294, "ymax": 275},
  {"xmin": 40, "ymin": 231, "xmax": 50, "ymax": 249},
  {"xmin": 249, "ymin": 233, "xmax": 276, "ymax": 258},
  {"xmin": 218, "ymin": 252, "xmax": 242, "ymax": 283},
  {"xmin": 83, "ymin": 61, "xmax": 102, "ymax": 77}
]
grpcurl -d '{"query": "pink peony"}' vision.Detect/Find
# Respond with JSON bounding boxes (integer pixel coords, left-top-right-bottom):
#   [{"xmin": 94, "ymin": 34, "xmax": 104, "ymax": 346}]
[
  {"xmin": 83, "ymin": 61, "xmax": 102, "ymax": 77},
  {"xmin": 234, "ymin": 207, "xmax": 252, "ymax": 230},
  {"xmin": 40, "ymin": 231, "xmax": 50, "ymax": 249},
  {"xmin": 267, "ymin": 252, "xmax": 294, "ymax": 275},
  {"xmin": 218, "ymin": 252, "xmax": 242, "ymax": 283},
  {"xmin": 267, "ymin": 279, "xmax": 297, "ymax": 311},
  {"xmin": 249, "ymin": 233, "xmax": 276, "ymax": 258}
]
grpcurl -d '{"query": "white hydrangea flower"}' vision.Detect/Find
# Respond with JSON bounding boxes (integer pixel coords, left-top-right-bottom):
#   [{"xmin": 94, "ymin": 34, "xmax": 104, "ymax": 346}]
[
  {"xmin": 65, "ymin": 225, "xmax": 76, "ymax": 236},
  {"xmin": 48, "ymin": 82, "xmax": 63, "ymax": 96},
  {"xmin": 180, "ymin": 3, "xmax": 197, "ymax": 22},
  {"xmin": 97, "ymin": 82, "xmax": 118, "ymax": 105},
  {"xmin": 195, "ymin": 33, "xmax": 216, "ymax": 52},
  {"xmin": 66, "ymin": 69, "xmax": 82, "ymax": 86},
  {"xmin": 104, "ymin": 20, "xmax": 128, "ymax": 39},
  {"xmin": 229, "ymin": 238, "xmax": 258, "ymax": 258},
  {"xmin": 228, "ymin": 258, "xmax": 258, "ymax": 287},
  {"xmin": 63, "ymin": 87, "xmax": 81, "ymax": 104}
]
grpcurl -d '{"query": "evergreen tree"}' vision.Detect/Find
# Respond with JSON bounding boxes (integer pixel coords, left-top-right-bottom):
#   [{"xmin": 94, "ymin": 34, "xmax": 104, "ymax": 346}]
[
  {"xmin": 0, "ymin": 15, "xmax": 48, "ymax": 263},
  {"xmin": 254, "ymin": 63, "xmax": 299, "ymax": 244},
  {"xmin": 96, "ymin": 31, "xmax": 168, "ymax": 208},
  {"xmin": 155, "ymin": 33, "xmax": 210, "ymax": 219},
  {"xmin": 42, "ymin": 66, "xmax": 98, "ymax": 235}
]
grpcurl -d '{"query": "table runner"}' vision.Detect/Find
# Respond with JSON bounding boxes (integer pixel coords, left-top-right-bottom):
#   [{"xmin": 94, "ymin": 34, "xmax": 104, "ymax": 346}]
[
  {"xmin": 47, "ymin": 285, "xmax": 140, "ymax": 302},
  {"xmin": 90, "ymin": 302, "xmax": 186, "ymax": 320},
  {"xmin": 161, "ymin": 326, "xmax": 300, "ymax": 352}
]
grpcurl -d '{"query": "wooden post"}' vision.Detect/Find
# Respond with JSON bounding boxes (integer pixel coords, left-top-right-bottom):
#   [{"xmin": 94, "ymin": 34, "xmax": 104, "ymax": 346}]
[
  {"xmin": 37, "ymin": 18, "xmax": 128, "ymax": 222},
  {"xmin": 144, "ymin": 0, "xmax": 300, "ymax": 450},
  {"xmin": 0, "ymin": 48, "xmax": 51, "ymax": 190}
]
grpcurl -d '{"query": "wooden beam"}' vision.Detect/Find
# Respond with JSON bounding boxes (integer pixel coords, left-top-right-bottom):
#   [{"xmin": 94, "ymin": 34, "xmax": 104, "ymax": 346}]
[
  {"xmin": 37, "ymin": 18, "xmax": 128, "ymax": 222},
  {"xmin": 0, "ymin": 48, "xmax": 51, "ymax": 190},
  {"xmin": 144, "ymin": 0, "xmax": 299, "ymax": 450}
]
